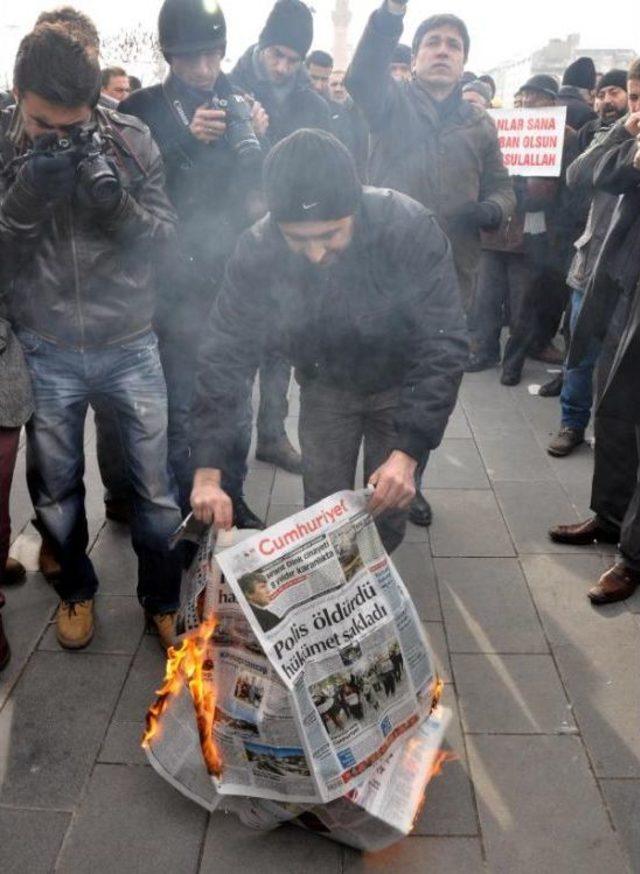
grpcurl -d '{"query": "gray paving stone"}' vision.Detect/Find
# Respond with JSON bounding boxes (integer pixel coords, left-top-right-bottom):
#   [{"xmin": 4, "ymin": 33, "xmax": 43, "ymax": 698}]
[
  {"xmin": 442, "ymin": 403, "xmax": 472, "ymax": 439},
  {"xmin": 429, "ymin": 490, "xmax": 515, "ymax": 558},
  {"xmin": 402, "ymin": 519, "xmax": 429, "ymax": 544},
  {"xmin": 0, "ymin": 652, "xmax": 129, "ymax": 808},
  {"xmin": 467, "ymin": 734, "xmax": 629, "ymax": 874},
  {"xmin": 0, "ymin": 574, "xmax": 57, "ymax": 709},
  {"xmin": 600, "ymin": 779, "xmax": 640, "ymax": 873},
  {"xmin": 476, "ymin": 431, "xmax": 556, "ymax": 482},
  {"xmin": 265, "ymin": 503, "xmax": 304, "ymax": 526},
  {"xmin": 463, "ymin": 400, "xmax": 531, "ymax": 439},
  {"xmin": 544, "ymin": 442, "xmax": 595, "ymax": 486},
  {"xmin": 112, "ymin": 635, "xmax": 166, "ymax": 724},
  {"xmin": 392, "ymin": 542, "xmax": 441, "ymax": 620},
  {"xmin": 98, "ymin": 720, "xmax": 148, "ymax": 765},
  {"xmin": 0, "ymin": 808, "xmax": 71, "ymax": 874},
  {"xmin": 56, "ymin": 764, "xmax": 207, "ymax": 874},
  {"xmin": 7, "ymin": 445, "xmax": 33, "ymax": 544},
  {"xmin": 88, "ymin": 524, "xmax": 138, "ymax": 597},
  {"xmin": 39, "ymin": 594, "xmax": 144, "ymax": 655},
  {"xmin": 270, "ymin": 469, "xmax": 304, "ymax": 504},
  {"xmin": 422, "ymin": 622, "xmax": 451, "ymax": 683},
  {"xmin": 437, "ymin": 557, "xmax": 548, "ymax": 654},
  {"xmin": 342, "ymin": 837, "xmax": 485, "ymax": 873},
  {"xmin": 523, "ymin": 554, "xmax": 640, "ymax": 778},
  {"xmin": 200, "ymin": 811, "xmax": 342, "ymax": 873},
  {"xmin": 452, "ymin": 653, "xmax": 575, "ymax": 735},
  {"xmin": 494, "ymin": 480, "xmax": 587, "ymax": 554},
  {"xmin": 423, "ymin": 440, "xmax": 490, "ymax": 490}
]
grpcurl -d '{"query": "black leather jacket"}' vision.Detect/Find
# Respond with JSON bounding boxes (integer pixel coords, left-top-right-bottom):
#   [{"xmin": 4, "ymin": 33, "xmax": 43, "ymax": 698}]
[{"xmin": 0, "ymin": 106, "xmax": 176, "ymax": 348}]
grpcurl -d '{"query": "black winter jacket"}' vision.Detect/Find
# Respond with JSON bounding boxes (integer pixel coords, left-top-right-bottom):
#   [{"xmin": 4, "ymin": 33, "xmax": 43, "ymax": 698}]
[
  {"xmin": 328, "ymin": 98, "xmax": 369, "ymax": 180},
  {"xmin": 557, "ymin": 86, "xmax": 597, "ymax": 131},
  {"xmin": 192, "ymin": 188, "xmax": 468, "ymax": 473},
  {"xmin": 0, "ymin": 106, "xmax": 176, "ymax": 348},
  {"xmin": 345, "ymin": 3, "xmax": 514, "ymax": 307},
  {"xmin": 230, "ymin": 45, "xmax": 331, "ymax": 147}
]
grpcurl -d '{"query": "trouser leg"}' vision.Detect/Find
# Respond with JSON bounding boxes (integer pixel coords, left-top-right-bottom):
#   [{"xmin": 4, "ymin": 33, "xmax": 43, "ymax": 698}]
[
  {"xmin": 0, "ymin": 428, "xmax": 21, "ymax": 584},
  {"xmin": 619, "ymin": 427, "xmax": 640, "ymax": 571},
  {"xmin": 94, "ymin": 401, "xmax": 130, "ymax": 504},
  {"xmin": 470, "ymin": 251, "xmax": 508, "ymax": 360},
  {"xmin": 502, "ymin": 252, "xmax": 541, "ymax": 378},
  {"xmin": 560, "ymin": 289, "xmax": 601, "ymax": 431},
  {"xmin": 257, "ymin": 352, "xmax": 290, "ymax": 444}
]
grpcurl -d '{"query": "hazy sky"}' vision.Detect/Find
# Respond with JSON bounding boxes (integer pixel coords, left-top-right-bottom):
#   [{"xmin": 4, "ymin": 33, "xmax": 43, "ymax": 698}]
[{"xmin": 1, "ymin": 0, "xmax": 637, "ymax": 80}]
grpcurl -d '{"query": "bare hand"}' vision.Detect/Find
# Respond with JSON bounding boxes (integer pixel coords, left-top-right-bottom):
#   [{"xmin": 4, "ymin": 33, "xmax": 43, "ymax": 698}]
[
  {"xmin": 368, "ymin": 451, "xmax": 417, "ymax": 515},
  {"xmin": 250, "ymin": 100, "xmax": 270, "ymax": 138},
  {"xmin": 190, "ymin": 468, "xmax": 233, "ymax": 529},
  {"xmin": 624, "ymin": 112, "xmax": 640, "ymax": 137},
  {"xmin": 190, "ymin": 106, "xmax": 227, "ymax": 144}
]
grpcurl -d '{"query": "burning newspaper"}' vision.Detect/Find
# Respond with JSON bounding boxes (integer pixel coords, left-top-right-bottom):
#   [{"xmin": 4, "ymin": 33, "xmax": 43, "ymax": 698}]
[{"xmin": 144, "ymin": 490, "xmax": 449, "ymax": 848}]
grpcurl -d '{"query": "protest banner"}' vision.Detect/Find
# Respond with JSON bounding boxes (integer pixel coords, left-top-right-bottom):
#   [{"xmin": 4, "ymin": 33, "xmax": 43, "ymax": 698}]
[{"xmin": 488, "ymin": 106, "xmax": 567, "ymax": 177}]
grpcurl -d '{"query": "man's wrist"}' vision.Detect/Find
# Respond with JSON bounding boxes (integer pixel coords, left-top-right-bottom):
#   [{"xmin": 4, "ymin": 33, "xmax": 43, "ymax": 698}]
[
  {"xmin": 389, "ymin": 449, "xmax": 417, "ymax": 473},
  {"xmin": 194, "ymin": 468, "xmax": 222, "ymax": 487}
]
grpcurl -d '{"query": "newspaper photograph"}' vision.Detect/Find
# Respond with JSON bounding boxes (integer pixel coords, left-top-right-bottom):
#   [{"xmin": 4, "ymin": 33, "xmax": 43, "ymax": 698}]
[{"xmin": 215, "ymin": 490, "xmax": 438, "ymax": 803}]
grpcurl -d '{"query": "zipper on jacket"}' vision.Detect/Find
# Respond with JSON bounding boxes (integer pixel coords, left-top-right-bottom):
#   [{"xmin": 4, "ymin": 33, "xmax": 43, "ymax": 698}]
[{"xmin": 67, "ymin": 207, "xmax": 85, "ymax": 349}]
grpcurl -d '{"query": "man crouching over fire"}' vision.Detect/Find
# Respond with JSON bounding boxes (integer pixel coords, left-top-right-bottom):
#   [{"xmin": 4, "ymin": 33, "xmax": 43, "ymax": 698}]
[{"xmin": 190, "ymin": 129, "xmax": 468, "ymax": 553}]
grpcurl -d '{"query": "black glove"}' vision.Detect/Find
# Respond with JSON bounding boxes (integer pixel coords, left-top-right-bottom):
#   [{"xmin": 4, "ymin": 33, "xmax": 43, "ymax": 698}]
[
  {"xmin": 451, "ymin": 201, "xmax": 502, "ymax": 231},
  {"xmin": 76, "ymin": 155, "xmax": 123, "ymax": 216},
  {"xmin": 22, "ymin": 141, "xmax": 78, "ymax": 202}
]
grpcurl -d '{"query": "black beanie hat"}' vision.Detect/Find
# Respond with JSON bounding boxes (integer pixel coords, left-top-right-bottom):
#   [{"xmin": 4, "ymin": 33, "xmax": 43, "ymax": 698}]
[
  {"xmin": 264, "ymin": 129, "xmax": 361, "ymax": 224},
  {"xmin": 158, "ymin": 0, "xmax": 226, "ymax": 57},
  {"xmin": 519, "ymin": 74, "xmax": 559, "ymax": 99},
  {"xmin": 562, "ymin": 56, "xmax": 596, "ymax": 90},
  {"xmin": 392, "ymin": 44, "xmax": 412, "ymax": 66},
  {"xmin": 259, "ymin": 0, "xmax": 314, "ymax": 59},
  {"xmin": 598, "ymin": 69, "xmax": 628, "ymax": 92}
]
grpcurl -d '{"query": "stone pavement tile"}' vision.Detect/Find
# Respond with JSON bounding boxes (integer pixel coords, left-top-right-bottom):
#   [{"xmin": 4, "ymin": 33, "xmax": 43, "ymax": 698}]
[
  {"xmin": 8, "ymin": 447, "xmax": 32, "ymax": 544},
  {"xmin": 56, "ymin": 764, "xmax": 207, "ymax": 874},
  {"xmin": 600, "ymin": 779, "xmax": 640, "ymax": 873},
  {"xmin": 265, "ymin": 503, "xmax": 304, "ymax": 526},
  {"xmin": 0, "ymin": 574, "xmax": 57, "ymax": 709},
  {"xmin": 342, "ymin": 837, "xmax": 485, "ymax": 873},
  {"xmin": 112, "ymin": 635, "xmax": 166, "ymax": 724},
  {"xmin": 523, "ymin": 555, "xmax": 640, "ymax": 778},
  {"xmin": 38, "ymin": 594, "xmax": 144, "ymax": 656},
  {"xmin": 0, "ymin": 808, "xmax": 71, "ymax": 874},
  {"xmin": 423, "ymin": 440, "xmax": 490, "ymax": 490},
  {"xmin": 0, "ymin": 652, "xmax": 129, "ymax": 808},
  {"xmin": 475, "ymin": 432, "xmax": 556, "ymax": 482},
  {"xmin": 451, "ymin": 654, "xmax": 575, "ymax": 735},
  {"xmin": 494, "ymin": 481, "xmax": 588, "ymax": 555},
  {"xmin": 443, "ymin": 403, "xmax": 472, "ymax": 439},
  {"xmin": 402, "ymin": 520, "xmax": 429, "ymax": 544},
  {"xmin": 463, "ymin": 400, "xmax": 531, "ymax": 439},
  {"xmin": 436, "ymin": 557, "xmax": 548, "ymax": 654},
  {"xmin": 88, "ymin": 524, "xmax": 138, "ymax": 597},
  {"xmin": 243, "ymin": 468, "xmax": 275, "ymax": 520},
  {"xmin": 422, "ymin": 622, "xmax": 451, "ymax": 683},
  {"xmin": 413, "ymin": 686, "xmax": 478, "ymax": 837},
  {"xmin": 200, "ymin": 811, "xmax": 342, "ymax": 873},
  {"xmin": 270, "ymin": 469, "xmax": 304, "ymax": 505},
  {"xmin": 544, "ymin": 442, "xmax": 595, "ymax": 486},
  {"xmin": 429, "ymin": 490, "xmax": 515, "ymax": 558},
  {"xmin": 626, "ymin": 589, "xmax": 640, "ymax": 614},
  {"xmin": 83, "ymin": 436, "xmax": 107, "ymax": 547},
  {"xmin": 98, "ymin": 720, "xmax": 148, "ymax": 765},
  {"xmin": 391, "ymin": 543, "xmax": 441, "ymax": 620},
  {"xmin": 513, "ymin": 387, "xmax": 566, "ymax": 440},
  {"xmin": 467, "ymin": 734, "xmax": 630, "ymax": 874},
  {"xmin": 562, "ymin": 478, "xmax": 594, "ymax": 519}
]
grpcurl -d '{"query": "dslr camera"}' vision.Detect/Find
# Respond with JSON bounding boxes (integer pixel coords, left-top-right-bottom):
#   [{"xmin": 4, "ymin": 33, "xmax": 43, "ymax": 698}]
[{"xmin": 210, "ymin": 94, "xmax": 261, "ymax": 164}]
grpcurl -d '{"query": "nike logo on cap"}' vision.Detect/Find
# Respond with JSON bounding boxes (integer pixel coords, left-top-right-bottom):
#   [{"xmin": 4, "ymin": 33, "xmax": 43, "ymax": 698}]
[{"xmin": 302, "ymin": 202, "xmax": 319, "ymax": 210}]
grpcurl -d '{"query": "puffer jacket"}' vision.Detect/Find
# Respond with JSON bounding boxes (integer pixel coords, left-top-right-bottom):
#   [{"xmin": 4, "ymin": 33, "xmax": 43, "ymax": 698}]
[
  {"xmin": 345, "ymin": 3, "xmax": 515, "ymax": 305},
  {"xmin": 192, "ymin": 187, "xmax": 469, "ymax": 473},
  {"xmin": 0, "ymin": 106, "xmax": 176, "ymax": 348}
]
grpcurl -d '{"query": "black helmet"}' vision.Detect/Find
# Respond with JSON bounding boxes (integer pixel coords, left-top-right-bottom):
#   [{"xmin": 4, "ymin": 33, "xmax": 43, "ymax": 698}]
[{"xmin": 158, "ymin": 0, "xmax": 227, "ymax": 57}]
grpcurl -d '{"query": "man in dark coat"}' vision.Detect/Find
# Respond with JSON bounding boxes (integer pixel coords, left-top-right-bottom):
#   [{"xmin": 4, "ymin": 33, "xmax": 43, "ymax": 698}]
[
  {"xmin": 230, "ymin": 0, "xmax": 331, "ymax": 475},
  {"xmin": 189, "ymin": 130, "xmax": 468, "ymax": 555},
  {"xmin": 345, "ymin": 0, "xmax": 514, "ymax": 526},
  {"xmin": 558, "ymin": 57, "xmax": 597, "ymax": 131},
  {"xmin": 328, "ymin": 68, "xmax": 369, "ymax": 179},
  {"xmin": 119, "ymin": 0, "xmax": 265, "ymax": 529}
]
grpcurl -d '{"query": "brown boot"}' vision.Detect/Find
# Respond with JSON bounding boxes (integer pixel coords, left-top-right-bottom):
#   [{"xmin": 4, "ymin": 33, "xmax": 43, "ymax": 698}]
[
  {"xmin": 4, "ymin": 557, "xmax": 27, "ymax": 586},
  {"xmin": 0, "ymin": 592, "xmax": 10, "ymax": 671},
  {"xmin": 588, "ymin": 563, "xmax": 640, "ymax": 605},
  {"xmin": 147, "ymin": 612, "xmax": 178, "ymax": 651},
  {"xmin": 549, "ymin": 516, "xmax": 619, "ymax": 546},
  {"xmin": 56, "ymin": 600, "xmax": 95, "ymax": 650},
  {"xmin": 39, "ymin": 537, "xmax": 62, "ymax": 582}
]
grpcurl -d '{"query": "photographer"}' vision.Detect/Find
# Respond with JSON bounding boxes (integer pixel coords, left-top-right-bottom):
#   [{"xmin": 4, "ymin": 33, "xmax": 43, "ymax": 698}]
[
  {"xmin": 0, "ymin": 24, "xmax": 183, "ymax": 651},
  {"xmin": 120, "ymin": 0, "xmax": 265, "ymax": 529}
]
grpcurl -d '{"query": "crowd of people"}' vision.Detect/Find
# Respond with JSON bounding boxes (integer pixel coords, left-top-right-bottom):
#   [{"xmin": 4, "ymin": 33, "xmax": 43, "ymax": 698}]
[{"xmin": 0, "ymin": 0, "xmax": 639, "ymax": 670}]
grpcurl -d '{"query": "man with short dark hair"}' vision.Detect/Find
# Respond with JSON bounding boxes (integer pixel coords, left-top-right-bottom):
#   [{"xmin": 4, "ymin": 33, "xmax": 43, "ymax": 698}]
[
  {"xmin": 346, "ymin": 0, "xmax": 514, "ymax": 527},
  {"xmin": 101, "ymin": 66, "xmax": 130, "ymax": 102},
  {"xmin": 327, "ymin": 68, "xmax": 369, "ymax": 178},
  {"xmin": 558, "ymin": 57, "xmax": 597, "ymax": 130},
  {"xmin": 190, "ymin": 130, "xmax": 468, "ymax": 555},
  {"xmin": 0, "ymin": 24, "xmax": 183, "ymax": 650},
  {"xmin": 239, "ymin": 572, "xmax": 280, "ymax": 632},
  {"xmin": 390, "ymin": 44, "xmax": 411, "ymax": 82},
  {"xmin": 306, "ymin": 49, "xmax": 333, "ymax": 98}
]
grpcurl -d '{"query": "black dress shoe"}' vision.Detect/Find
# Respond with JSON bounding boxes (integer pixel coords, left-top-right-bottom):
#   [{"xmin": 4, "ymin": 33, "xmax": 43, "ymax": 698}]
[
  {"xmin": 409, "ymin": 492, "xmax": 433, "ymax": 527},
  {"xmin": 500, "ymin": 370, "xmax": 521, "ymax": 386},
  {"xmin": 538, "ymin": 374, "xmax": 563, "ymax": 397},
  {"xmin": 4, "ymin": 558, "xmax": 26, "ymax": 586},
  {"xmin": 256, "ymin": 437, "xmax": 302, "ymax": 475},
  {"xmin": 105, "ymin": 498, "xmax": 132, "ymax": 525},
  {"xmin": 233, "ymin": 497, "xmax": 266, "ymax": 530}
]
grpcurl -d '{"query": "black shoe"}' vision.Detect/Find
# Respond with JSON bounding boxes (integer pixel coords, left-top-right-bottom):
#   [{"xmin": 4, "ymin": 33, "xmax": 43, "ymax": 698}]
[
  {"xmin": 465, "ymin": 352, "xmax": 499, "ymax": 373},
  {"xmin": 233, "ymin": 497, "xmax": 266, "ymax": 530},
  {"xmin": 256, "ymin": 437, "xmax": 302, "ymax": 475},
  {"xmin": 547, "ymin": 427, "xmax": 584, "ymax": 457},
  {"xmin": 105, "ymin": 499, "xmax": 131, "ymax": 525},
  {"xmin": 538, "ymin": 374, "xmax": 563, "ymax": 397},
  {"xmin": 500, "ymin": 370, "xmax": 521, "ymax": 386},
  {"xmin": 409, "ymin": 492, "xmax": 433, "ymax": 527}
]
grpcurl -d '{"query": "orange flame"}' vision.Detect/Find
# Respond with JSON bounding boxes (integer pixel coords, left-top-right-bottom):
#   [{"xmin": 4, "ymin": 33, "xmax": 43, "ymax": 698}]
[
  {"xmin": 431, "ymin": 677, "xmax": 444, "ymax": 711},
  {"xmin": 142, "ymin": 617, "xmax": 222, "ymax": 776}
]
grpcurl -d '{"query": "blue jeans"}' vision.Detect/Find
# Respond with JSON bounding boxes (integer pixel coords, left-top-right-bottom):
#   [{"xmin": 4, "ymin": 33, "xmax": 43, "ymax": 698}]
[
  {"xmin": 560, "ymin": 289, "xmax": 601, "ymax": 432},
  {"xmin": 19, "ymin": 329, "xmax": 183, "ymax": 613}
]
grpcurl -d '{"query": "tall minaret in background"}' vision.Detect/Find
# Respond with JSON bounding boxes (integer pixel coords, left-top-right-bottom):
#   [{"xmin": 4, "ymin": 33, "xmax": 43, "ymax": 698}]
[{"xmin": 332, "ymin": 0, "xmax": 352, "ymax": 70}]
